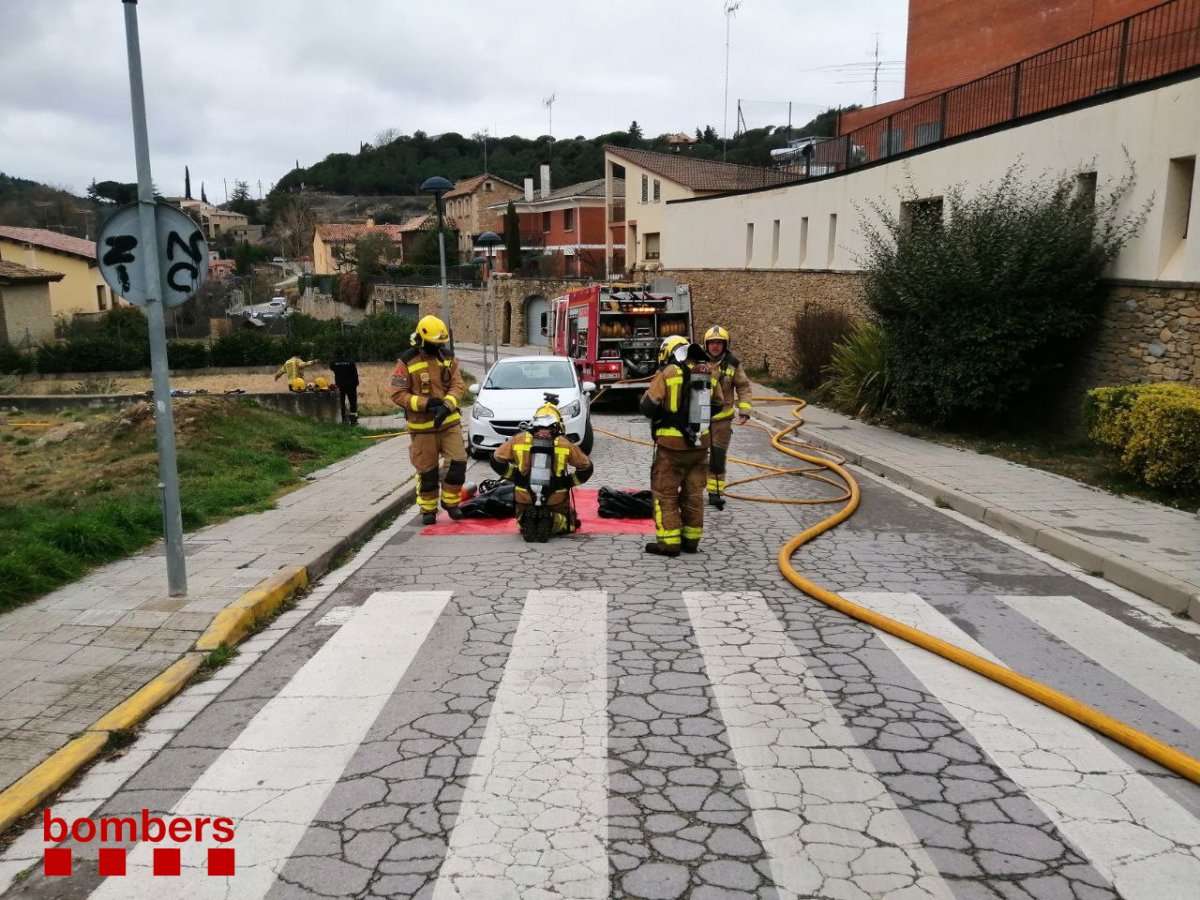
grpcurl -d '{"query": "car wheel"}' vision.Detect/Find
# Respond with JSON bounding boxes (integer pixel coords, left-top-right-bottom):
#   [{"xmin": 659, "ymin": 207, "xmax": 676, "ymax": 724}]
[
  {"xmin": 470, "ymin": 447, "xmax": 492, "ymax": 461},
  {"xmin": 579, "ymin": 418, "xmax": 594, "ymax": 454}
]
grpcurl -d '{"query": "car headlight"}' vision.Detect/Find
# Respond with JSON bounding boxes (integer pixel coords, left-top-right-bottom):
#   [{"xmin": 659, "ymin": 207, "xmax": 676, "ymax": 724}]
[
  {"xmin": 473, "ymin": 403, "xmax": 494, "ymax": 419},
  {"xmin": 560, "ymin": 399, "xmax": 581, "ymax": 418}
]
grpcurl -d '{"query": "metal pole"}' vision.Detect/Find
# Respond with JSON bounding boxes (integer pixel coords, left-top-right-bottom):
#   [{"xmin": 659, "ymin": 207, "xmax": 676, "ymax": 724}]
[
  {"xmin": 122, "ymin": 0, "xmax": 186, "ymax": 596},
  {"xmin": 435, "ymin": 195, "xmax": 450, "ymax": 331},
  {"xmin": 489, "ymin": 250, "xmax": 498, "ymax": 364}
]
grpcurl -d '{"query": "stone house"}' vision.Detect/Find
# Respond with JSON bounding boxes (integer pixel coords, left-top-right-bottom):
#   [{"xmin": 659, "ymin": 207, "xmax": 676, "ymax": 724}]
[
  {"xmin": 442, "ymin": 174, "xmax": 522, "ymax": 260},
  {"xmin": 0, "ymin": 260, "xmax": 62, "ymax": 346}
]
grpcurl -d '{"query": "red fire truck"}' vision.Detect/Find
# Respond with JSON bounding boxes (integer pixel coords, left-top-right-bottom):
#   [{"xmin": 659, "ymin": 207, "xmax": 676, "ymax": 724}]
[{"xmin": 548, "ymin": 280, "xmax": 694, "ymax": 389}]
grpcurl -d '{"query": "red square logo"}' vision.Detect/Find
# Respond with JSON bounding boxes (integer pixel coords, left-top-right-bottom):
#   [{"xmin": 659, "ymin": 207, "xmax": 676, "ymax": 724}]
[
  {"xmin": 98, "ymin": 847, "xmax": 126, "ymax": 877},
  {"xmin": 153, "ymin": 847, "xmax": 180, "ymax": 876},
  {"xmin": 43, "ymin": 847, "xmax": 71, "ymax": 877},
  {"xmin": 207, "ymin": 847, "xmax": 235, "ymax": 877}
]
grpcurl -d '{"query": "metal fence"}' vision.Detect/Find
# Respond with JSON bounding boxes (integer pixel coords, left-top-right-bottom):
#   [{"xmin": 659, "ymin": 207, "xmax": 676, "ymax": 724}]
[{"xmin": 813, "ymin": 0, "xmax": 1200, "ymax": 175}]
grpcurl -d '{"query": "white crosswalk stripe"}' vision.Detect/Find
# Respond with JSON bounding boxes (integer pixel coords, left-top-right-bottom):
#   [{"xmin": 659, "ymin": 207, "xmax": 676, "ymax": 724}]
[
  {"xmin": 996, "ymin": 594, "xmax": 1200, "ymax": 729},
  {"xmin": 683, "ymin": 591, "xmax": 955, "ymax": 900},
  {"xmin": 851, "ymin": 591, "xmax": 1200, "ymax": 900},
  {"xmin": 433, "ymin": 590, "xmax": 609, "ymax": 900},
  {"xmin": 89, "ymin": 590, "xmax": 452, "ymax": 900}
]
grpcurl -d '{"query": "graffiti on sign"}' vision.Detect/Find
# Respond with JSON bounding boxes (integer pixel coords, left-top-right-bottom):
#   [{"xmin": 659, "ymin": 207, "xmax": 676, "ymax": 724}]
[{"xmin": 96, "ymin": 201, "xmax": 209, "ymax": 309}]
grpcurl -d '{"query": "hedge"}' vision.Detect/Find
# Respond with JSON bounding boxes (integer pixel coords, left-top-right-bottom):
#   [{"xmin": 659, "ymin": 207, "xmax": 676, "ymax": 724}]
[{"xmin": 1084, "ymin": 382, "xmax": 1200, "ymax": 492}]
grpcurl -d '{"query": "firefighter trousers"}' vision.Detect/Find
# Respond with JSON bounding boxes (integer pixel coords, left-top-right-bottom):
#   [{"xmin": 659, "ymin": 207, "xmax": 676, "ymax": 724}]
[
  {"xmin": 410, "ymin": 426, "xmax": 468, "ymax": 512},
  {"xmin": 650, "ymin": 445, "xmax": 708, "ymax": 548},
  {"xmin": 707, "ymin": 417, "xmax": 732, "ymax": 495}
]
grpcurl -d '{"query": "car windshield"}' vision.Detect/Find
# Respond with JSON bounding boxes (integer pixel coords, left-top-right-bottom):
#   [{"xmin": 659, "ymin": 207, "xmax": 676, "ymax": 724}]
[{"xmin": 484, "ymin": 360, "xmax": 575, "ymax": 390}]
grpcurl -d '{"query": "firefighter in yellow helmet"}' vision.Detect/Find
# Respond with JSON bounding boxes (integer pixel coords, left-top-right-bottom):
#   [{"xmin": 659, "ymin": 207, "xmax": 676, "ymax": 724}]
[
  {"xmin": 391, "ymin": 315, "xmax": 468, "ymax": 525},
  {"xmin": 491, "ymin": 398, "xmax": 593, "ymax": 542},
  {"xmin": 275, "ymin": 354, "xmax": 316, "ymax": 390},
  {"xmin": 639, "ymin": 335, "xmax": 722, "ymax": 557},
  {"xmin": 703, "ymin": 325, "xmax": 753, "ymax": 510}
]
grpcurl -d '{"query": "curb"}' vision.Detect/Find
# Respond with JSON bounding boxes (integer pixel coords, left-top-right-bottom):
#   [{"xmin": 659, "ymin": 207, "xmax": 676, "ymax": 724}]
[
  {"xmin": 750, "ymin": 407, "xmax": 1198, "ymax": 621},
  {"xmin": 0, "ymin": 481, "xmax": 417, "ymax": 836}
]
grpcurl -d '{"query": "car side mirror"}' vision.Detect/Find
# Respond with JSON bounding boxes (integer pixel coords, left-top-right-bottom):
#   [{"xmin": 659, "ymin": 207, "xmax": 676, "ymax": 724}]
[
  {"xmin": 468, "ymin": 383, "xmax": 481, "ymax": 396},
  {"xmin": 582, "ymin": 381, "xmax": 597, "ymax": 394}
]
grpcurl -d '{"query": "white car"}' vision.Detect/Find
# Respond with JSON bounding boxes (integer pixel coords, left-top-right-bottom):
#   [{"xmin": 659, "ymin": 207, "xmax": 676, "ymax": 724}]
[{"xmin": 467, "ymin": 355, "xmax": 595, "ymax": 458}]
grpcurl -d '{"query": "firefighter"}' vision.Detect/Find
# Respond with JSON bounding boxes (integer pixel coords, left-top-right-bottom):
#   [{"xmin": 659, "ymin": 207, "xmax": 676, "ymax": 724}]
[
  {"xmin": 704, "ymin": 325, "xmax": 753, "ymax": 509},
  {"xmin": 640, "ymin": 335, "xmax": 722, "ymax": 557},
  {"xmin": 491, "ymin": 400, "xmax": 593, "ymax": 542},
  {"xmin": 391, "ymin": 315, "xmax": 468, "ymax": 525},
  {"xmin": 274, "ymin": 354, "xmax": 316, "ymax": 390}
]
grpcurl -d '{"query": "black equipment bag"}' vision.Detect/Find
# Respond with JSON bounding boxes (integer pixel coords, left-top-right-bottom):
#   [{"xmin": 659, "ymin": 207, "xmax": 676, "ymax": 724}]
[
  {"xmin": 597, "ymin": 486, "xmax": 654, "ymax": 519},
  {"xmin": 460, "ymin": 481, "xmax": 516, "ymax": 518}
]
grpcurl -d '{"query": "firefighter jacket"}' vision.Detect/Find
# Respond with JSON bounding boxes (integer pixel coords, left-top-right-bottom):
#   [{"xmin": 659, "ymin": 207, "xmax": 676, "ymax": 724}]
[
  {"xmin": 711, "ymin": 351, "xmax": 753, "ymax": 420},
  {"xmin": 275, "ymin": 356, "xmax": 315, "ymax": 382},
  {"xmin": 639, "ymin": 362, "xmax": 723, "ymax": 451},
  {"xmin": 491, "ymin": 432, "xmax": 593, "ymax": 506},
  {"xmin": 330, "ymin": 358, "xmax": 359, "ymax": 390},
  {"xmin": 390, "ymin": 348, "xmax": 465, "ymax": 433}
]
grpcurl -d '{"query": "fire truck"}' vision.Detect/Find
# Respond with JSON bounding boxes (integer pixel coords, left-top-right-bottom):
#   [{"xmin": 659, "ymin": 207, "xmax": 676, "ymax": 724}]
[{"xmin": 548, "ymin": 280, "xmax": 694, "ymax": 390}]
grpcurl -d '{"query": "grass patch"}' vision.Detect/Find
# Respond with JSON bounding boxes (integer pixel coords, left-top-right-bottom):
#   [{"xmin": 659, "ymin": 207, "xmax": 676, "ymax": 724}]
[
  {"xmin": 102, "ymin": 728, "xmax": 138, "ymax": 756},
  {"xmin": 0, "ymin": 398, "xmax": 373, "ymax": 613},
  {"xmin": 201, "ymin": 644, "xmax": 238, "ymax": 671}
]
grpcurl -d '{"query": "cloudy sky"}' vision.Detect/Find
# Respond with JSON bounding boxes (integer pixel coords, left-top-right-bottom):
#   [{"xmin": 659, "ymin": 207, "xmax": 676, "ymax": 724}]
[{"xmin": 1, "ymin": 1, "xmax": 907, "ymax": 200}]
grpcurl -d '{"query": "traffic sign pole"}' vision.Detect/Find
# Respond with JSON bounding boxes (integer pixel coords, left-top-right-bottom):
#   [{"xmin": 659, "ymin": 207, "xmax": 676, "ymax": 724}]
[{"xmin": 122, "ymin": 0, "xmax": 187, "ymax": 596}]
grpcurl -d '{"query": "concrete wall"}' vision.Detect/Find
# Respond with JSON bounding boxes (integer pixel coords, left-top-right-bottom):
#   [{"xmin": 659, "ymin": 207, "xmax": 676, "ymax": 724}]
[
  {"xmin": 0, "ymin": 391, "xmax": 341, "ymax": 421},
  {"xmin": 0, "ymin": 282, "xmax": 55, "ymax": 345},
  {"xmin": 664, "ymin": 76, "xmax": 1200, "ymax": 283}
]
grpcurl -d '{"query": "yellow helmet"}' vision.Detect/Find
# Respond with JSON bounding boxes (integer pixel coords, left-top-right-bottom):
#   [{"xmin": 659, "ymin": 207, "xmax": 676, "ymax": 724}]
[
  {"xmin": 659, "ymin": 335, "xmax": 689, "ymax": 365},
  {"xmin": 704, "ymin": 325, "xmax": 730, "ymax": 345},
  {"xmin": 412, "ymin": 314, "xmax": 450, "ymax": 347},
  {"xmin": 530, "ymin": 402, "xmax": 564, "ymax": 435},
  {"xmin": 314, "ymin": 376, "xmax": 330, "ymax": 391},
  {"xmin": 289, "ymin": 377, "xmax": 306, "ymax": 392}
]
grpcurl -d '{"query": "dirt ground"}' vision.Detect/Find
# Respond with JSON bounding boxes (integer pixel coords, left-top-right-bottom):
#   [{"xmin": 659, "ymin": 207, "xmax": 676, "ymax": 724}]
[{"xmin": 13, "ymin": 362, "xmax": 404, "ymax": 416}]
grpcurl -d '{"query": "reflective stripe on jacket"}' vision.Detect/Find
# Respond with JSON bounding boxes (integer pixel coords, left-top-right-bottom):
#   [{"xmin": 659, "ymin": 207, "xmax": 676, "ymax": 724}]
[{"xmin": 390, "ymin": 349, "xmax": 465, "ymax": 431}]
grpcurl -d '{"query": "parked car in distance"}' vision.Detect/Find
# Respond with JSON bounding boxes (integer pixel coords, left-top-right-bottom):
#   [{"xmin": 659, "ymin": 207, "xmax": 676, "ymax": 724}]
[{"xmin": 466, "ymin": 356, "xmax": 595, "ymax": 458}]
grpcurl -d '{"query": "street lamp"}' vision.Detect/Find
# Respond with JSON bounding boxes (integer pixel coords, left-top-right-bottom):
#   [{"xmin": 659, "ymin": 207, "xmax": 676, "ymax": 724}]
[
  {"xmin": 477, "ymin": 230, "xmax": 503, "ymax": 372},
  {"xmin": 420, "ymin": 175, "xmax": 453, "ymax": 334}
]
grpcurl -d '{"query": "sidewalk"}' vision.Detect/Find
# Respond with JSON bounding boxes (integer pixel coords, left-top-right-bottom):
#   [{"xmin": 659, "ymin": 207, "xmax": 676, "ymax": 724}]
[{"xmin": 749, "ymin": 384, "xmax": 1200, "ymax": 620}]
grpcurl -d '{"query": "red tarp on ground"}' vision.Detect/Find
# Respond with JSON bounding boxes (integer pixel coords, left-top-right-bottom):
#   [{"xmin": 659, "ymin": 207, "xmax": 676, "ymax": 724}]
[{"xmin": 420, "ymin": 488, "xmax": 655, "ymax": 536}]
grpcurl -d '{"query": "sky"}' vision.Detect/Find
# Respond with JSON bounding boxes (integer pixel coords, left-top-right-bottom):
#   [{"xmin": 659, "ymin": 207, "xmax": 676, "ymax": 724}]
[{"xmin": 0, "ymin": 0, "xmax": 908, "ymax": 201}]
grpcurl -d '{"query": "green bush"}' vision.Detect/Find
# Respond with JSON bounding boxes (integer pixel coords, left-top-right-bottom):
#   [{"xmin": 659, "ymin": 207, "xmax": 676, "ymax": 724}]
[
  {"xmin": 858, "ymin": 165, "xmax": 1148, "ymax": 427},
  {"xmin": 353, "ymin": 312, "xmax": 417, "ymax": 361},
  {"xmin": 167, "ymin": 340, "xmax": 210, "ymax": 370},
  {"xmin": 36, "ymin": 338, "xmax": 149, "ymax": 373},
  {"xmin": 792, "ymin": 304, "xmax": 857, "ymax": 389},
  {"xmin": 1084, "ymin": 383, "xmax": 1200, "ymax": 492},
  {"xmin": 825, "ymin": 322, "xmax": 895, "ymax": 419},
  {"xmin": 210, "ymin": 331, "xmax": 291, "ymax": 367},
  {"xmin": 0, "ymin": 343, "xmax": 34, "ymax": 374}
]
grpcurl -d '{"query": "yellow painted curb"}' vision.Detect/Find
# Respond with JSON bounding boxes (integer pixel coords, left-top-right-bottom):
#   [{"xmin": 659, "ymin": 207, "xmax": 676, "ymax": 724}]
[
  {"xmin": 195, "ymin": 565, "xmax": 308, "ymax": 651},
  {"xmin": 0, "ymin": 733, "xmax": 107, "ymax": 834},
  {"xmin": 93, "ymin": 652, "xmax": 206, "ymax": 733}
]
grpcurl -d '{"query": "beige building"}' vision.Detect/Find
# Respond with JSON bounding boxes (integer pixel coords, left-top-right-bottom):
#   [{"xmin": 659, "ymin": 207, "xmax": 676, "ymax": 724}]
[
  {"xmin": 311, "ymin": 221, "xmax": 405, "ymax": 275},
  {"xmin": 0, "ymin": 226, "xmax": 115, "ymax": 317},
  {"xmin": 0, "ymin": 260, "xmax": 61, "ymax": 346},
  {"xmin": 443, "ymin": 174, "xmax": 523, "ymax": 259},
  {"xmin": 603, "ymin": 146, "xmax": 795, "ymax": 277},
  {"xmin": 171, "ymin": 199, "xmax": 262, "ymax": 244}
]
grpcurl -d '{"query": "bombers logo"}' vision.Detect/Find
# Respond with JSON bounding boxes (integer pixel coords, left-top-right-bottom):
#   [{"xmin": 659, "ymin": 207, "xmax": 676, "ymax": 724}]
[{"xmin": 43, "ymin": 809, "xmax": 236, "ymax": 877}]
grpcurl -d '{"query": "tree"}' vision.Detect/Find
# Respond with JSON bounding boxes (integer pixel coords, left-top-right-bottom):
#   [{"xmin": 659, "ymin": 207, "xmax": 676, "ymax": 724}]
[
  {"xmin": 266, "ymin": 195, "xmax": 317, "ymax": 259},
  {"xmin": 503, "ymin": 200, "xmax": 523, "ymax": 273},
  {"xmin": 375, "ymin": 128, "xmax": 401, "ymax": 147},
  {"xmin": 185, "ymin": 166, "xmax": 192, "ymax": 200},
  {"xmin": 233, "ymin": 240, "xmax": 256, "ymax": 277},
  {"xmin": 354, "ymin": 232, "xmax": 400, "ymax": 306},
  {"xmin": 628, "ymin": 120, "xmax": 644, "ymax": 143},
  {"xmin": 87, "ymin": 180, "xmax": 137, "ymax": 206},
  {"xmin": 229, "ymin": 180, "xmax": 259, "ymax": 222}
]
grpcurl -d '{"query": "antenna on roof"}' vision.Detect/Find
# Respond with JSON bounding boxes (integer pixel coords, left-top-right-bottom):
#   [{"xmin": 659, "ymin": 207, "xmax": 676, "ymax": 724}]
[
  {"xmin": 722, "ymin": 1, "xmax": 742, "ymax": 162},
  {"xmin": 543, "ymin": 93, "xmax": 557, "ymax": 165}
]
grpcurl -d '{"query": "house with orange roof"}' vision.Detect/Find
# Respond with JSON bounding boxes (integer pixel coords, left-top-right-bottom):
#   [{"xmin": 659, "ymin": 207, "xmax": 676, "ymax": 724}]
[
  {"xmin": 442, "ymin": 174, "xmax": 523, "ymax": 259},
  {"xmin": 311, "ymin": 220, "xmax": 405, "ymax": 275},
  {"xmin": 0, "ymin": 226, "xmax": 119, "ymax": 317},
  {"xmin": 0, "ymin": 260, "xmax": 63, "ymax": 346},
  {"xmin": 396, "ymin": 213, "xmax": 461, "ymax": 266}
]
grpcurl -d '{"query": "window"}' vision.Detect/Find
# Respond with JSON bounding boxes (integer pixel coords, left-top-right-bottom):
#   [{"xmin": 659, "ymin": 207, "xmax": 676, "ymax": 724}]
[
  {"xmin": 653, "ymin": 179, "xmax": 661, "ymax": 202},
  {"xmin": 900, "ymin": 197, "xmax": 944, "ymax": 232},
  {"xmin": 1160, "ymin": 156, "xmax": 1196, "ymax": 273},
  {"xmin": 563, "ymin": 208, "xmax": 575, "ymax": 231},
  {"xmin": 826, "ymin": 214, "xmax": 837, "ymax": 268},
  {"xmin": 799, "ymin": 216, "xmax": 809, "ymax": 266},
  {"xmin": 484, "ymin": 181, "xmax": 493, "ymax": 192},
  {"xmin": 771, "ymin": 219, "xmax": 780, "ymax": 267},
  {"xmin": 484, "ymin": 359, "xmax": 575, "ymax": 389},
  {"xmin": 542, "ymin": 211, "xmax": 552, "ymax": 233},
  {"xmin": 96, "ymin": 285, "xmax": 107, "ymax": 311},
  {"xmin": 645, "ymin": 232, "xmax": 661, "ymax": 260},
  {"xmin": 745, "ymin": 223, "xmax": 755, "ymax": 266},
  {"xmin": 641, "ymin": 175, "xmax": 648, "ymax": 203},
  {"xmin": 1075, "ymin": 171, "xmax": 1097, "ymax": 211}
]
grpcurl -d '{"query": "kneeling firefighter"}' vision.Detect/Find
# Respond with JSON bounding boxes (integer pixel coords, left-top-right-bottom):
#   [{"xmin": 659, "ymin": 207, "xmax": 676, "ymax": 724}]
[
  {"xmin": 491, "ymin": 398, "xmax": 593, "ymax": 542},
  {"xmin": 391, "ymin": 315, "xmax": 468, "ymax": 525},
  {"xmin": 640, "ymin": 336, "xmax": 722, "ymax": 557},
  {"xmin": 704, "ymin": 325, "xmax": 753, "ymax": 510}
]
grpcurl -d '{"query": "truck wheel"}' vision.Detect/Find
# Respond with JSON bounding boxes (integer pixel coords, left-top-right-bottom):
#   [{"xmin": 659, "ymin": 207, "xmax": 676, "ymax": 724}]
[{"xmin": 580, "ymin": 419, "xmax": 594, "ymax": 454}]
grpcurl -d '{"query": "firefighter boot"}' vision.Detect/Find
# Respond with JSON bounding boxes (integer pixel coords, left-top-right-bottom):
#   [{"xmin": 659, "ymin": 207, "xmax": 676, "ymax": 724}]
[
  {"xmin": 520, "ymin": 506, "xmax": 553, "ymax": 543},
  {"xmin": 681, "ymin": 538, "xmax": 701, "ymax": 554},
  {"xmin": 707, "ymin": 492, "xmax": 725, "ymax": 510},
  {"xmin": 421, "ymin": 511, "xmax": 437, "ymax": 526},
  {"xmin": 644, "ymin": 542, "xmax": 681, "ymax": 558}
]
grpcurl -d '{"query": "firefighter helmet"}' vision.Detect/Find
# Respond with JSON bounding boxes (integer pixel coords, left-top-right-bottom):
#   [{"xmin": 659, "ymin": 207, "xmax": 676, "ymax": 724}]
[
  {"xmin": 704, "ymin": 325, "xmax": 730, "ymax": 347},
  {"xmin": 412, "ymin": 314, "xmax": 450, "ymax": 347},
  {"xmin": 288, "ymin": 377, "xmax": 306, "ymax": 392},
  {"xmin": 314, "ymin": 376, "xmax": 330, "ymax": 391},
  {"xmin": 530, "ymin": 402, "xmax": 564, "ymax": 435},
  {"xmin": 659, "ymin": 335, "xmax": 689, "ymax": 366}
]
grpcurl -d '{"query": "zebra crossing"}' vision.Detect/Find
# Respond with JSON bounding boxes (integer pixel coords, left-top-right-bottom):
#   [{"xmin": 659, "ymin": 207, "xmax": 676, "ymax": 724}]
[{"xmin": 10, "ymin": 589, "xmax": 1200, "ymax": 899}]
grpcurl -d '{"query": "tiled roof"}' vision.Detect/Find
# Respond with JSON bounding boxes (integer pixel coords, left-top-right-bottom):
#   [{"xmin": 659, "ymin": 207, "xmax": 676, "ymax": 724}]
[
  {"xmin": 492, "ymin": 179, "xmax": 625, "ymax": 209},
  {"xmin": 398, "ymin": 214, "xmax": 460, "ymax": 233},
  {"xmin": 314, "ymin": 223, "xmax": 405, "ymax": 244},
  {"xmin": 444, "ymin": 173, "xmax": 523, "ymax": 200},
  {"xmin": 0, "ymin": 260, "xmax": 66, "ymax": 283},
  {"xmin": 604, "ymin": 146, "xmax": 796, "ymax": 193},
  {"xmin": 0, "ymin": 226, "xmax": 96, "ymax": 261}
]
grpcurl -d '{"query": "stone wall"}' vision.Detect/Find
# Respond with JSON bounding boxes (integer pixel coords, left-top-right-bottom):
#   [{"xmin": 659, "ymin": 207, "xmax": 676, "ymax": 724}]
[{"xmin": 1087, "ymin": 282, "xmax": 1199, "ymax": 386}]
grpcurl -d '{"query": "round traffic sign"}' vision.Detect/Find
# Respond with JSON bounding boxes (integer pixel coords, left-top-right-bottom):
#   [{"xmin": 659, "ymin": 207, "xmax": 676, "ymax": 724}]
[{"xmin": 96, "ymin": 201, "xmax": 209, "ymax": 308}]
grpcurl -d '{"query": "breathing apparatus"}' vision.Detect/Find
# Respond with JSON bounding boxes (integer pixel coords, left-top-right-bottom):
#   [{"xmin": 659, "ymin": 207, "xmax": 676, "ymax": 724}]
[{"xmin": 525, "ymin": 393, "xmax": 563, "ymax": 507}]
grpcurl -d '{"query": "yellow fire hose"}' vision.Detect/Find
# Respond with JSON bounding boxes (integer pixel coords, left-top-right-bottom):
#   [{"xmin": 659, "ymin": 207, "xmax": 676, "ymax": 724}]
[{"xmin": 600, "ymin": 394, "xmax": 1200, "ymax": 786}]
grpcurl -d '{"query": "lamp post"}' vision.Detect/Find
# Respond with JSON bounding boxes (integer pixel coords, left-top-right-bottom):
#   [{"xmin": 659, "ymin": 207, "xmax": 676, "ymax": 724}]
[
  {"xmin": 420, "ymin": 175, "xmax": 453, "ymax": 334},
  {"xmin": 477, "ymin": 230, "xmax": 503, "ymax": 372}
]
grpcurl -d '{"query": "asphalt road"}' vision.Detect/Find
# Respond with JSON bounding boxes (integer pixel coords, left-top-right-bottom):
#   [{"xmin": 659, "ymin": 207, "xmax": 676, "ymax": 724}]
[{"xmin": 7, "ymin": 411, "xmax": 1200, "ymax": 899}]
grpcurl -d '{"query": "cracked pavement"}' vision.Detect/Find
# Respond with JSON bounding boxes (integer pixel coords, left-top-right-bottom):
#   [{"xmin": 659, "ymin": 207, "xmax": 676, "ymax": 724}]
[{"xmin": 3, "ymin": 409, "xmax": 1199, "ymax": 899}]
